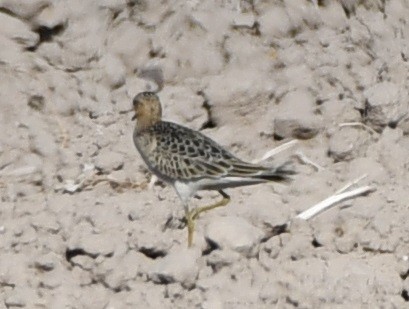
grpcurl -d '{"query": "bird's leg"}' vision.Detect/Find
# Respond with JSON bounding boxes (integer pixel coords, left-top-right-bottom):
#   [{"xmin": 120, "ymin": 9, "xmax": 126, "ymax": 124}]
[
  {"xmin": 184, "ymin": 206, "xmax": 195, "ymax": 247},
  {"xmin": 184, "ymin": 191, "xmax": 230, "ymax": 247},
  {"xmin": 191, "ymin": 190, "xmax": 231, "ymax": 221}
]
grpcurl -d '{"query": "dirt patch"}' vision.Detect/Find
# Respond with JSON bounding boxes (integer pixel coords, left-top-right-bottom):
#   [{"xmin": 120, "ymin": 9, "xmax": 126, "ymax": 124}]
[{"xmin": 1, "ymin": 1, "xmax": 409, "ymax": 308}]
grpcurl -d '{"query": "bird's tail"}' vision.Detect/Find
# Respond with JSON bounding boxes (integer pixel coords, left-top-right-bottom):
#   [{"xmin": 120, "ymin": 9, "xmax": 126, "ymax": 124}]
[{"xmin": 255, "ymin": 161, "xmax": 296, "ymax": 183}]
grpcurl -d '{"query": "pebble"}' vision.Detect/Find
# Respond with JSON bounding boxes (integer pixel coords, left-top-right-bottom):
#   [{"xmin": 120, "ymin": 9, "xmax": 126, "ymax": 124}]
[
  {"xmin": 34, "ymin": 252, "xmax": 57, "ymax": 271},
  {"xmin": 148, "ymin": 247, "xmax": 200, "ymax": 289},
  {"xmin": 259, "ymin": 6, "xmax": 292, "ymax": 38},
  {"xmin": 274, "ymin": 90, "xmax": 321, "ymax": 139},
  {"xmin": 33, "ymin": 3, "xmax": 67, "ymax": 29},
  {"xmin": 94, "ymin": 149, "xmax": 124, "ymax": 172},
  {"xmin": 206, "ymin": 249, "xmax": 241, "ymax": 272},
  {"xmin": 5, "ymin": 292, "xmax": 26, "ymax": 308},
  {"xmin": 328, "ymin": 127, "xmax": 370, "ymax": 161},
  {"xmin": 0, "ymin": 12, "xmax": 39, "ymax": 48},
  {"xmin": 99, "ymin": 53, "xmax": 126, "ymax": 89},
  {"xmin": 31, "ymin": 213, "xmax": 60, "ymax": 234},
  {"xmin": 68, "ymin": 232, "xmax": 117, "ymax": 257},
  {"xmin": 0, "ymin": 0, "xmax": 49, "ymax": 19},
  {"xmin": 205, "ymin": 216, "xmax": 263, "ymax": 257},
  {"xmin": 363, "ymin": 81, "xmax": 402, "ymax": 132},
  {"xmin": 101, "ymin": 251, "xmax": 142, "ymax": 290}
]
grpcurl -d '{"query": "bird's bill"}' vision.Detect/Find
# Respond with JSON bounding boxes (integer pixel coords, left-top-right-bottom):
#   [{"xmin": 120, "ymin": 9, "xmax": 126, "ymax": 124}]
[{"xmin": 132, "ymin": 113, "xmax": 137, "ymax": 121}]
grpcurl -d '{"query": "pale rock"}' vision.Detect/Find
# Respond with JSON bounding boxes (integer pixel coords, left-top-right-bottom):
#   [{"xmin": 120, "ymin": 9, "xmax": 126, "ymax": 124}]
[
  {"xmin": 204, "ymin": 67, "xmax": 272, "ymax": 106},
  {"xmin": 94, "ymin": 149, "xmax": 124, "ymax": 172},
  {"xmin": 278, "ymin": 233, "xmax": 312, "ymax": 260},
  {"xmin": 259, "ymin": 282, "xmax": 280, "ymax": 304},
  {"xmin": 283, "ymin": 0, "xmax": 320, "ymax": 29},
  {"xmin": 58, "ymin": 13, "xmax": 106, "ymax": 70},
  {"xmin": 39, "ymin": 271, "xmax": 62, "ymax": 289},
  {"xmin": 161, "ymin": 88, "xmax": 207, "ymax": 130},
  {"xmin": 51, "ymin": 92, "xmax": 79, "ymax": 116},
  {"xmin": 36, "ymin": 41, "xmax": 63, "ymax": 66},
  {"xmin": 320, "ymin": 99, "xmax": 361, "ymax": 123},
  {"xmin": 259, "ymin": 6, "xmax": 292, "ymax": 38},
  {"xmin": 363, "ymin": 81, "xmax": 402, "ymax": 132},
  {"xmin": 371, "ymin": 256, "xmax": 403, "ymax": 295},
  {"xmin": 33, "ymin": 3, "xmax": 68, "ymax": 29},
  {"xmin": 232, "ymin": 13, "xmax": 256, "ymax": 29},
  {"xmin": 100, "ymin": 251, "xmax": 141, "ymax": 290},
  {"xmin": 359, "ymin": 229, "xmax": 381, "ymax": 252},
  {"xmin": 2, "ymin": 165, "xmax": 38, "ymax": 178},
  {"xmin": 262, "ymin": 236, "xmax": 282, "ymax": 259},
  {"xmin": 71, "ymin": 266, "xmax": 93, "ymax": 286},
  {"xmin": 328, "ymin": 127, "xmax": 370, "ymax": 162},
  {"xmin": 278, "ymin": 45, "xmax": 308, "ymax": 66},
  {"xmin": 398, "ymin": 110, "xmax": 409, "ymax": 134},
  {"xmin": 165, "ymin": 283, "xmax": 184, "ymax": 300},
  {"xmin": 0, "ymin": 13, "xmax": 39, "ymax": 48},
  {"xmin": 99, "ymin": 53, "xmax": 126, "ymax": 89},
  {"xmin": 201, "ymin": 299, "xmax": 223, "ymax": 309},
  {"xmin": 5, "ymin": 290, "xmax": 27, "ymax": 308},
  {"xmin": 15, "ymin": 225, "xmax": 38, "ymax": 245},
  {"xmin": 206, "ymin": 249, "xmax": 241, "ymax": 272},
  {"xmin": 129, "ymin": 228, "xmax": 173, "ymax": 259},
  {"xmin": 99, "ymin": 0, "xmax": 127, "ymax": 10},
  {"xmin": 190, "ymin": 9, "xmax": 231, "ymax": 39},
  {"xmin": 319, "ymin": 1, "xmax": 348, "ymax": 29},
  {"xmin": 34, "ymin": 252, "xmax": 58, "ymax": 271},
  {"xmin": 136, "ymin": 0, "xmax": 172, "ymax": 27},
  {"xmin": 76, "ymin": 286, "xmax": 110, "ymax": 308},
  {"xmin": 148, "ymin": 247, "xmax": 200, "ymax": 288},
  {"xmin": 371, "ymin": 210, "xmax": 392, "ymax": 236},
  {"xmin": 283, "ymin": 64, "xmax": 315, "ymax": 89},
  {"xmin": 138, "ymin": 65, "xmax": 165, "ymax": 92},
  {"xmin": 347, "ymin": 157, "xmax": 388, "ymax": 183},
  {"xmin": 108, "ymin": 21, "xmax": 150, "ymax": 71},
  {"xmin": 158, "ymin": 12, "xmax": 225, "ymax": 78},
  {"xmin": 31, "ymin": 213, "xmax": 60, "ymax": 233},
  {"xmin": 334, "ymin": 234, "xmax": 357, "ymax": 254},
  {"xmin": 274, "ymin": 89, "xmax": 321, "ymax": 139},
  {"xmin": 167, "ymin": 36, "xmax": 224, "ymax": 78},
  {"xmin": 385, "ymin": 0, "xmax": 408, "ymax": 21},
  {"xmin": 0, "ymin": 0, "xmax": 49, "ymax": 19},
  {"xmin": 70, "ymin": 255, "xmax": 95, "ymax": 271},
  {"xmin": 403, "ymin": 278, "xmax": 409, "ymax": 294},
  {"xmin": 68, "ymin": 233, "xmax": 117, "ymax": 257},
  {"xmin": 326, "ymin": 257, "xmax": 375, "ymax": 303},
  {"xmin": 81, "ymin": 99, "xmax": 113, "ymax": 121},
  {"xmin": 39, "ymin": 234, "xmax": 66, "ymax": 254},
  {"xmin": 205, "ymin": 216, "xmax": 263, "ymax": 257},
  {"xmin": 126, "ymin": 75, "xmax": 150, "ymax": 99},
  {"xmin": 0, "ymin": 254, "xmax": 30, "ymax": 287},
  {"xmin": 28, "ymin": 126, "xmax": 58, "ymax": 158},
  {"xmin": 223, "ymin": 33, "xmax": 270, "ymax": 70},
  {"xmin": 110, "ymin": 87, "xmax": 132, "ymax": 113}
]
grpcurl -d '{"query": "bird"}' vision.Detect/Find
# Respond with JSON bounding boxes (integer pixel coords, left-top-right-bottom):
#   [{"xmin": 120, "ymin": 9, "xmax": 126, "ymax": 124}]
[{"xmin": 131, "ymin": 91, "xmax": 295, "ymax": 247}]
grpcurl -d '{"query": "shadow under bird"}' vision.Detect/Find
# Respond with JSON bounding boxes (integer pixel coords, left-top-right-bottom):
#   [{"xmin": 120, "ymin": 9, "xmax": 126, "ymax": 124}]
[{"xmin": 131, "ymin": 91, "xmax": 295, "ymax": 247}]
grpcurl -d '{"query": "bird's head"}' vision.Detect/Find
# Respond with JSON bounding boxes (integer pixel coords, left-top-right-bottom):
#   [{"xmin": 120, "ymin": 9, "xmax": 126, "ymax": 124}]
[{"xmin": 132, "ymin": 92, "xmax": 162, "ymax": 130}]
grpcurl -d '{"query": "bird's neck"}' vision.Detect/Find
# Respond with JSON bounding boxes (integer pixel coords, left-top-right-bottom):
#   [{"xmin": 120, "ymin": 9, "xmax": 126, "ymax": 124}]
[{"xmin": 135, "ymin": 117, "xmax": 159, "ymax": 133}]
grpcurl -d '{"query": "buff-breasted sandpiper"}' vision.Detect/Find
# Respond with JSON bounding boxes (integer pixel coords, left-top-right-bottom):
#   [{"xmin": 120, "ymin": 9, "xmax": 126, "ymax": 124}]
[{"xmin": 132, "ymin": 92, "xmax": 294, "ymax": 247}]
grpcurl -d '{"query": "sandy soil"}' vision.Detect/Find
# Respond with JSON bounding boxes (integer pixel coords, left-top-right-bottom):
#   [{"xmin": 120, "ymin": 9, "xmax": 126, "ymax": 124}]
[{"xmin": 1, "ymin": 0, "xmax": 409, "ymax": 308}]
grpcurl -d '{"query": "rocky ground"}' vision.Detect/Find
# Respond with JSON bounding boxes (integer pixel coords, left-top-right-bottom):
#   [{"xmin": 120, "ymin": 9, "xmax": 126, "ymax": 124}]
[{"xmin": 1, "ymin": 0, "xmax": 409, "ymax": 308}]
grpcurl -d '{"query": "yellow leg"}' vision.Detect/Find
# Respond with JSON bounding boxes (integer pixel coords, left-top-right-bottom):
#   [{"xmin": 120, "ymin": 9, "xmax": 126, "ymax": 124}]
[
  {"xmin": 191, "ymin": 190, "xmax": 231, "ymax": 221},
  {"xmin": 185, "ymin": 190, "xmax": 231, "ymax": 247},
  {"xmin": 186, "ymin": 211, "xmax": 195, "ymax": 247}
]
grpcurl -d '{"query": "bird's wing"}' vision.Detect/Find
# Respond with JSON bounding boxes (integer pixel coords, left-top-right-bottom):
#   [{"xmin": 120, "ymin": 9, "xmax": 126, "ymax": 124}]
[{"xmin": 147, "ymin": 121, "xmax": 271, "ymax": 181}]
